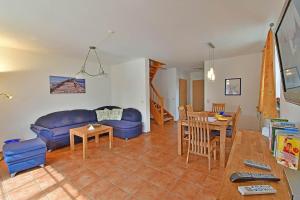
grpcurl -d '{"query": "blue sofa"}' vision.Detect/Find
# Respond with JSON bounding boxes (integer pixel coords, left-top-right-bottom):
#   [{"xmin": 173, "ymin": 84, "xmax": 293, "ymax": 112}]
[
  {"xmin": 30, "ymin": 106, "xmax": 143, "ymax": 151},
  {"xmin": 96, "ymin": 106, "xmax": 143, "ymax": 140}
]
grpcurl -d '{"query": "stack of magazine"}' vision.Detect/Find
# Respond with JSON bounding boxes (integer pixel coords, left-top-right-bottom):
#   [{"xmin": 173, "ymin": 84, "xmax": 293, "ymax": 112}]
[{"xmin": 269, "ymin": 119, "xmax": 300, "ymax": 170}]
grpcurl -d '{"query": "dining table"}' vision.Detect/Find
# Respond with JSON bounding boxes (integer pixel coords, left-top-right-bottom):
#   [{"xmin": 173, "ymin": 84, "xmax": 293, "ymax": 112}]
[{"xmin": 177, "ymin": 112, "xmax": 235, "ymax": 168}]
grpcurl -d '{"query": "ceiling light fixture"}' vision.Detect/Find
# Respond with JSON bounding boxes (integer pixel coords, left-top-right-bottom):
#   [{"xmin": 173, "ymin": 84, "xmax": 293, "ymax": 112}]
[
  {"xmin": 207, "ymin": 42, "xmax": 216, "ymax": 81},
  {"xmin": 76, "ymin": 30, "xmax": 115, "ymax": 78},
  {"xmin": 0, "ymin": 92, "xmax": 13, "ymax": 100},
  {"xmin": 75, "ymin": 46, "xmax": 106, "ymax": 78}
]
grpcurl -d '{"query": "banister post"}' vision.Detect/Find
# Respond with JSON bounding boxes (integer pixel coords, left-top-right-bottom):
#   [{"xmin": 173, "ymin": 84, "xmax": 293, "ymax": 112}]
[{"xmin": 160, "ymin": 97, "xmax": 164, "ymax": 125}]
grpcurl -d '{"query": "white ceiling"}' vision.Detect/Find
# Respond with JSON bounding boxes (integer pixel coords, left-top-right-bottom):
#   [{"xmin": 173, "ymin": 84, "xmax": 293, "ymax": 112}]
[{"xmin": 0, "ymin": 0, "xmax": 285, "ymax": 69}]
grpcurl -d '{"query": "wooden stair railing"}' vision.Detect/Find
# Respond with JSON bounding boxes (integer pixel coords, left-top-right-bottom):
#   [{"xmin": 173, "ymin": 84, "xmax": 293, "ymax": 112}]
[
  {"xmin": 149, "ymin": 59, "xmax": 174, "ymax": 125},
  {"xmin": 150, "ymin": 83, "xmax": 164, "ymax": 125}
]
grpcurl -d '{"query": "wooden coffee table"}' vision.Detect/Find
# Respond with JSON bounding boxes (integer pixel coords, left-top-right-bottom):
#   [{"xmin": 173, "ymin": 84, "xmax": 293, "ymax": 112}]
[{"xmin": 69, "ymin": 124, "xmax": 113, "ymax": 159}]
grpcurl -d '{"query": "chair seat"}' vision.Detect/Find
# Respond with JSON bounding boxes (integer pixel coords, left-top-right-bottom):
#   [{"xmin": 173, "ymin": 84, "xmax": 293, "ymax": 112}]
[{"xmin": 211, "ymin": 129, "xmax": 233, "ymax": 138}]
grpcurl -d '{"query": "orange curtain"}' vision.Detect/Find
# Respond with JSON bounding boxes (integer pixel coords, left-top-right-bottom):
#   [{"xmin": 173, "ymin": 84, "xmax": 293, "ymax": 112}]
[{"xmin": 258, "ymin": 29, "xmax": 278, "ymax": 118}]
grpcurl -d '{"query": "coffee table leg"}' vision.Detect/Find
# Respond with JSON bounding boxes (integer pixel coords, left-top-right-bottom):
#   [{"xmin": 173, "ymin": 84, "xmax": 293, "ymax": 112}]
[
  {"xmin": 70, "ymin": 131, "xmax": 75, "ymax": 151},
  {"xmin": 109, "ymin": 128, "xmax": 113, "ymax": 149},
  {"xmin": 95, "ymin": 134, "xmax": 99, "ymax": 143},
  {"xmin": 83, "ymin": 135, "xmax": 87, "ymax": 159}
]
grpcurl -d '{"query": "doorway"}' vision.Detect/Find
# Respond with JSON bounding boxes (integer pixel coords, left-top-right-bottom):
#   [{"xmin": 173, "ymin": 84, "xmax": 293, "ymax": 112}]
[
  {"xmin": 179, "ymin": 79, "xmax": 187, "ymax": 106},
  {"xmin": 192, "ymin": 80, "xmax": 204, "ymax": 111}
]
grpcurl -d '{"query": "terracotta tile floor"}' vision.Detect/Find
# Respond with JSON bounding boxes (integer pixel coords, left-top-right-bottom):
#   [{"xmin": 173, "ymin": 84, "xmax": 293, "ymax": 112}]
[{"xmin": 0, "ymin": 122, "xmax": 231, "ymax": 200}]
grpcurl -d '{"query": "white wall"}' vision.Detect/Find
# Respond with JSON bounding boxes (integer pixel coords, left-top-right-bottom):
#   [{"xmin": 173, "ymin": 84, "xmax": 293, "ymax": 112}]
[
  {"xmin": 204, "ymin": 53, "xmax": 262, "ymax": 130},
  {"xmin": 110, "ymin": 58, "xmax": 150, "ymax": 132},
  {"xmin": 280, "ymin": 98, "xmax": 300, "ymax": 129},
  {"xmin": 152, "ymin": 67, "xmax": 190, "ymax": 120},
  {"xmin": 0, "ymin": 47, "xmax": 110, "ymax": 145},
  {"xmin": 152, "ymin": 68, "xmax": 177, "ymax": 119}
]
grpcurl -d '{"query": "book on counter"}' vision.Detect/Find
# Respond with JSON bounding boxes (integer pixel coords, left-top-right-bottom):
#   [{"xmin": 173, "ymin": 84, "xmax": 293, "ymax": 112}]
[
  {"xmin": 275, "ymin": 130, "xmax": 300, "ymax": 170},
  {"xmin": 269, "ymin": 119, "xmax": 297, "ymax": 153}
]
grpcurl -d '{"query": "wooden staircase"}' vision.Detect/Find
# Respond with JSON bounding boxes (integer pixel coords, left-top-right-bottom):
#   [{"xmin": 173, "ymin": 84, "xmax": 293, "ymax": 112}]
[{"xmin": 149, "ymin": 59, "xmax": 174, "ymax": 125}]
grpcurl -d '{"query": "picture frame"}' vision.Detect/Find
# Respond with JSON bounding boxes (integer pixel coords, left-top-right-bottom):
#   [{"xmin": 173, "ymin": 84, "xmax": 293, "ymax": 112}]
[
  {"xmin": 225, "ymin": 78, "xmax": 241, "ymax": 96},
  {"xmin": 49, "ymin": 76, "xmax": 86, "ymax": 94}
]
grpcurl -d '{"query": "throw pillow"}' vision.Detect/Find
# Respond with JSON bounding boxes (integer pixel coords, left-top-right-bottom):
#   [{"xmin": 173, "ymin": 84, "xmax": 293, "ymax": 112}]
[
  {"xmin": 96, "ymin": 109, "xmax": 110, "ymax": 121},
  {"xmin": 109, "ymin": 109, "xmax": 123, "ymax": 120}
]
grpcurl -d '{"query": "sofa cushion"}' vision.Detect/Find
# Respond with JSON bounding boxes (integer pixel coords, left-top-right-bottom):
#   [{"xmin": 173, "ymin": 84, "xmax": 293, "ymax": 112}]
[
  {"xmin": 96, "ymin": 109, "xmax": 111, "ymax": 121},
  {"xmin": 35, "ymin": 109, "xmax": 96, "ymax": 129},
  {"xmin": 50, "ymin": 122, "xmax": 90, "ymax": 137},
  {"xmin": 121, "ymin": 108, "xmax": 142, "ymax": 122},
  {"xmin": 100, "ymin": 120, "xmax": 141, "ymax": 129},
  {"xmin": 109, "ymin": 109, "xmax": 123, "ymax": 120},
  {"xmin": 3, "ymin": 138, "xmax": 46, "ymax": 156}
]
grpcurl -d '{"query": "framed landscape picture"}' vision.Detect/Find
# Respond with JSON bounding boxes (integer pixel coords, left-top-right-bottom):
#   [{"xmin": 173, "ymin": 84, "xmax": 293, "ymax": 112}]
[
  {"xmin": 225, "ymin": 78, "xmax": 241, "ymax": 96},
  {"xmin": 49, "ymin": 76, "xmax": 86, "ymax": 94}
]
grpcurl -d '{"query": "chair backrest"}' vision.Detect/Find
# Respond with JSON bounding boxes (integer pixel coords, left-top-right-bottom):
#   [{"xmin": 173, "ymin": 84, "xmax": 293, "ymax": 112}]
[
  {"xmin": 187, "ymin": 112, "xmax": 211, "ymax": 156},
  {"xmin": 178, "ymin": 106, "xmax": 187, "ymax": 120},
  {"xmin": 212, "ymin": 103, "xmax": 225, "ymax": 113},
  {"xmin": 186, "ymin": 104, "xmax": 193, "ymax": 112},
  {"xmin": 232, "ymin": 106, "xmax": 241, "ymax": 139}
]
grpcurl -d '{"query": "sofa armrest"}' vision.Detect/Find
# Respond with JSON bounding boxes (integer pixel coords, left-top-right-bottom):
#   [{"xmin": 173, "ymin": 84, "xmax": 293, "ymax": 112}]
[
  {"xmin": 122, "ymin": 108, "xmax": 142, "ymax": 122},
  {"xmin": 30, "ymin": 124, "xmax": 51, "ymax": 135}
]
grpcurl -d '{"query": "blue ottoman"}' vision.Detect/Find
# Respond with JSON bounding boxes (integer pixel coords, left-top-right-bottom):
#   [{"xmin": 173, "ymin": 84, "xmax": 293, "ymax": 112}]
[{"xmin": 3, "ymin": 138, "xmax": 47, "ymax": 177}]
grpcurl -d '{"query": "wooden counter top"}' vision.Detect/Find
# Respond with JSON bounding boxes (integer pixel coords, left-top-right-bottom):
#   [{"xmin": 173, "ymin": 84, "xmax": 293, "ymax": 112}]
[{"xmin": 217, "ymin": 130, "xmax": 290, "ymax": 200}]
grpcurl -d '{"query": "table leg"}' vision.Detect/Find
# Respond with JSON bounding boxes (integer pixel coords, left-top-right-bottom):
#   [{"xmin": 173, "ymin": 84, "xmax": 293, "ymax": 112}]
[
  {"xmin": 220, "ymin": 126, "xmax": 226, "ymax": 168},
  {"xmin": 177, "ymin": 121, "xmax": 183, "ymax": 155},
  {"xmin": 95, "ymin": 133, "xmax": 99, "ymax": 143},
  {"xmin": 83, "ymin": 135, "xmax": 87, "ymax": 160},
  {"xmin": 70, "ymin": 131, "xmax": 75, "ymax": 151},
  {"xmin": 109, "ymin": 128, "xmax": 113, "ymax": 149}
]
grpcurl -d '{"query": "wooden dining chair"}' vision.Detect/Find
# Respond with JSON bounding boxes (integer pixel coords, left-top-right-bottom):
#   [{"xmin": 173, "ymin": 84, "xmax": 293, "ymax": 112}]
[
  {"xmin": 186, "ymin": 112, "xmax": 218, "ymax": 171},
  {"xmin": 211, "ymin": 106, "xmax": 241, "ymax": 142},
  {"xmin": 186, "ymin": 104, "xmax": 193, "ymax": 112},
  {"xmin": 178, "ymin": 106, "xmax": 189, "ymax": 141},
  {"xmin": 212, "ymin": 103, "xmax": 225, "ymax": 113},
  {"xmin": 178, "ymin": 106, "xmax": 187, "ymax": 120},
  {"xmin": 231, "ymin": 106, "xmax": 241, "ymax": 140}
]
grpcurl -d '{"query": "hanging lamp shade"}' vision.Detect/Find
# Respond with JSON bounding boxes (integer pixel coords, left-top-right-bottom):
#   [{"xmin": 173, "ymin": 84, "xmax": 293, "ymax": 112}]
[{"xmin": 207, "ymin": 43, "xmax": 216, "ymax": 81}]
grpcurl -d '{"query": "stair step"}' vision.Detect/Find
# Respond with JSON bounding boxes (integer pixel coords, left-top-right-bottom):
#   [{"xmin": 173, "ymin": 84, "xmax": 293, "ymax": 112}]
[{"xmin": 164, "ymin": 117, "xmax": 173, "ymax": 122}]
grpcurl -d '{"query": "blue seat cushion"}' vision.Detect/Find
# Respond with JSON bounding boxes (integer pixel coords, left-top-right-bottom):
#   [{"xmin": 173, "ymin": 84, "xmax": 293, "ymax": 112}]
[
  {"xmin": 100, "ymin": 120, "xmax": 141, "ymax": 129},
  {"xmin": 211, "ymin": 128, "xmax": 233, "ymax": 138},
  {"xmin": 50, "ymin": 122, "xmax": 91, "ymax": 138},
  {"xmin": 3, "ymin": 138, "xmax": 46, "ymax": 157},
  {"xmin": 4, "ymin": 148, "xmax": 46, "ymax": 164}
]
